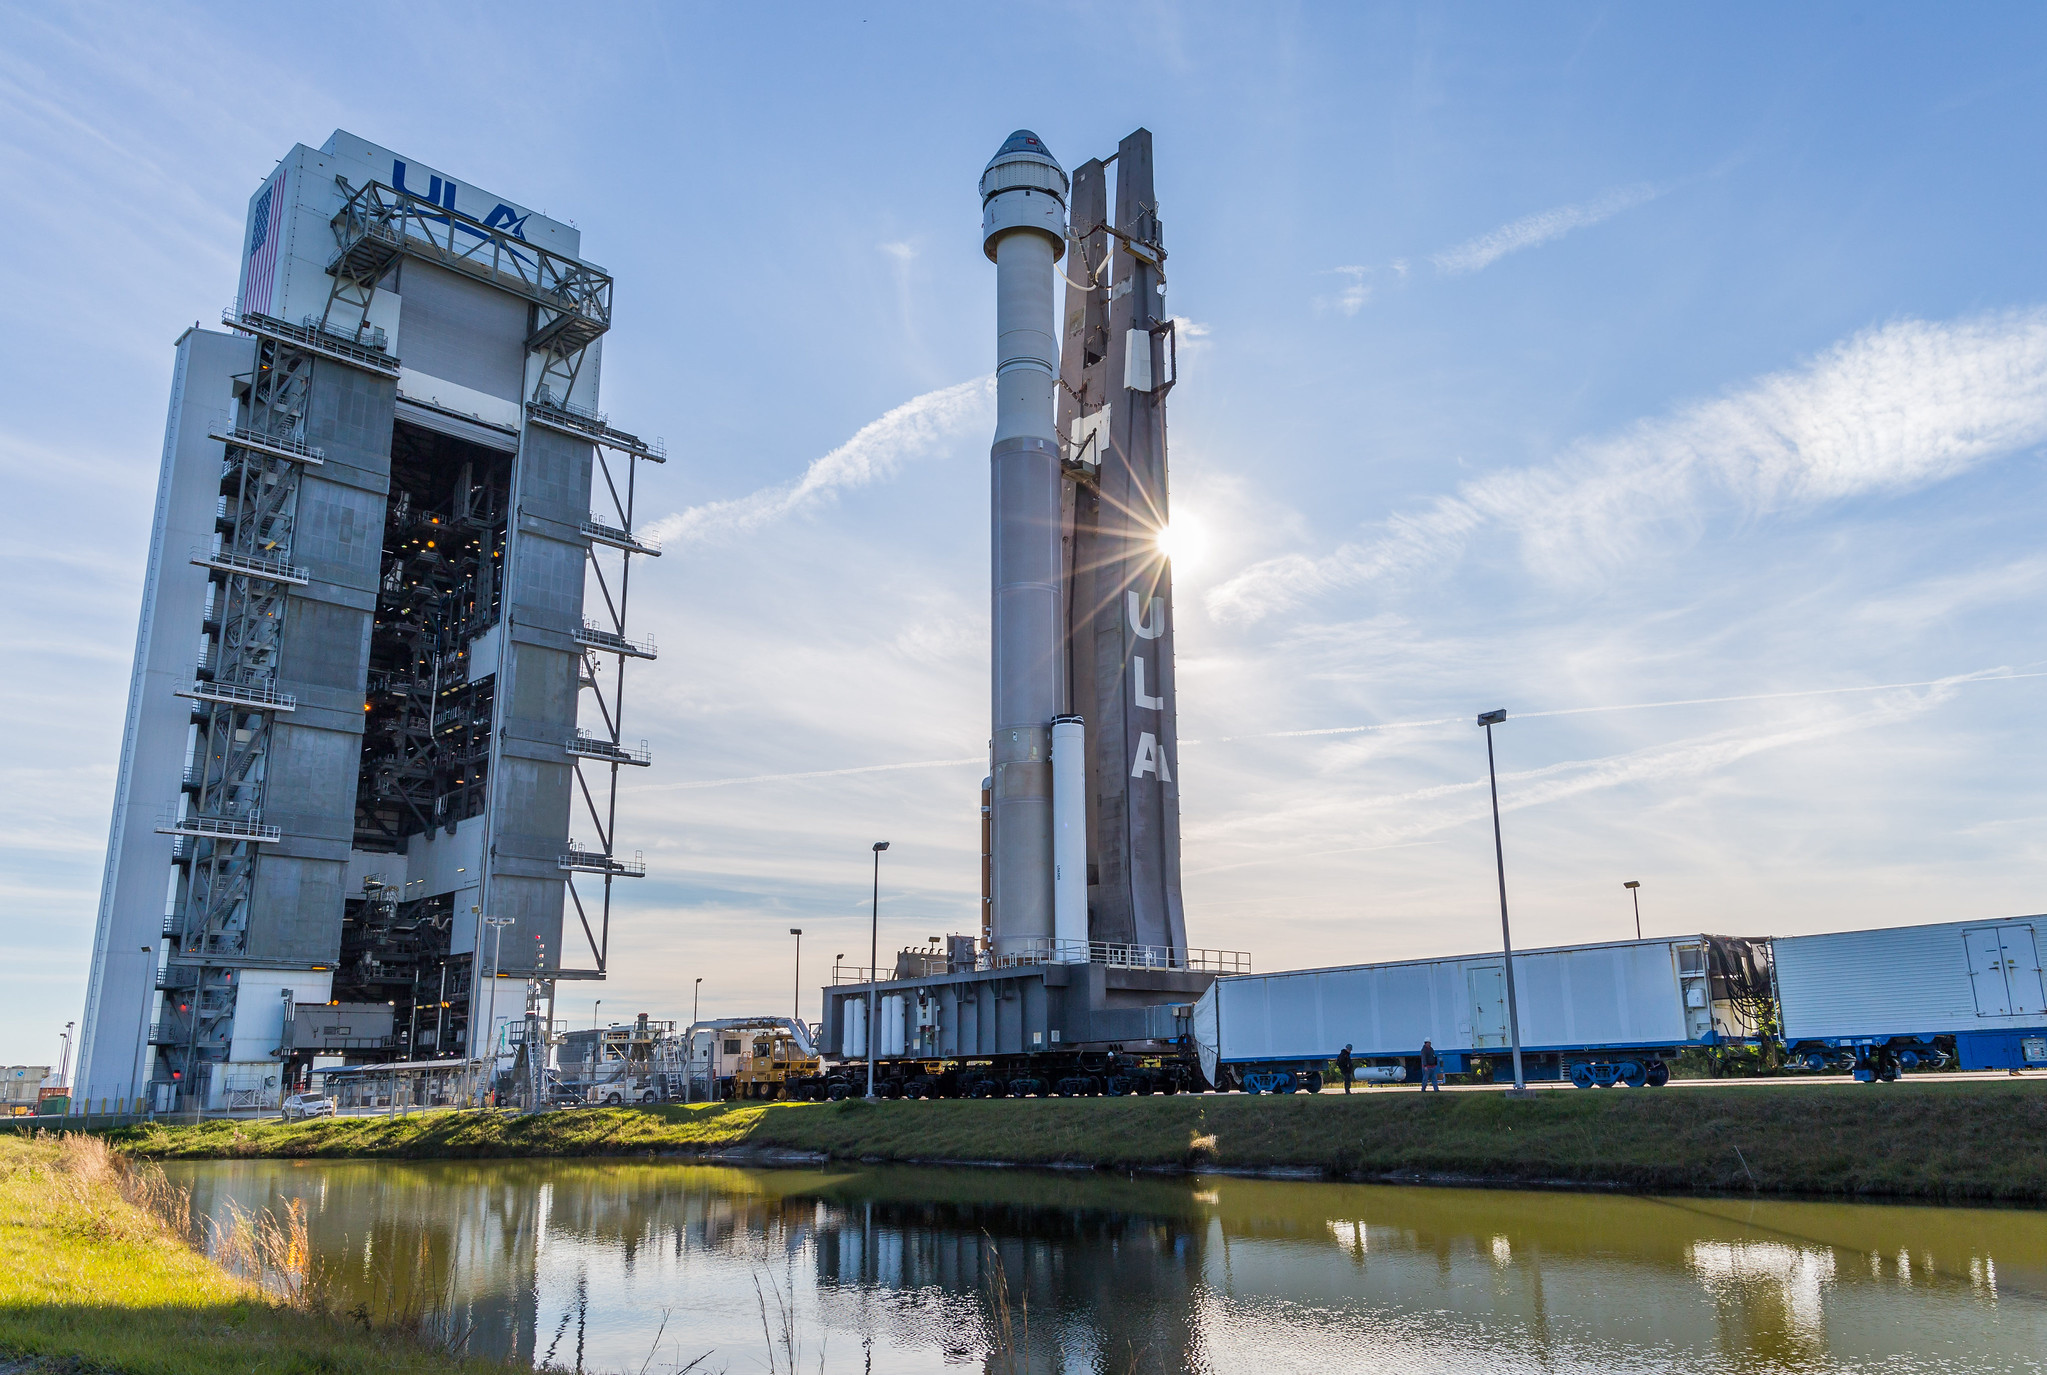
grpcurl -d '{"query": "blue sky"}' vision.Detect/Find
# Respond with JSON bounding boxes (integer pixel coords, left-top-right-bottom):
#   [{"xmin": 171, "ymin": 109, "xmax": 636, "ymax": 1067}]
[{"xmin": 3, "ymin": 4, "xmax": 2045, "ymax": 1055}]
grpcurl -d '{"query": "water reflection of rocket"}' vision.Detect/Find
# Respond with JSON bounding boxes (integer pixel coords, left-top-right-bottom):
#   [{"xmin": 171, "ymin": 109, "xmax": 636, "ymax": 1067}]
[{"xmin": 982, "ymin": 129, "xmax": 1188, "ymax": 963}]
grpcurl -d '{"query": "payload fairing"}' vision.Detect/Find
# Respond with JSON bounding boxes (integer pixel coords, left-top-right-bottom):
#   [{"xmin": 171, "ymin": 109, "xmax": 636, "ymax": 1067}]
[{"xmin": 981, "ymin": 129, "xmax": 1187, "ymax": 962}]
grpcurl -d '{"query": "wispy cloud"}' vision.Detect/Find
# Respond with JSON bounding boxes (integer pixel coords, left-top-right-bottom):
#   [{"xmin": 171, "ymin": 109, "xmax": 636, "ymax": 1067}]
[
  {"xmin": 644, "ymin": 375, "xmax": 993, "ymax": 544},
  {"xmin": 1186, "ymin": 673, "xmax": 1984, "ymax": 878},
  {"xmin": 1210, "ymin": 308, "xmax": 2047, "ymax": 622},
  {"xmin": 1325, "ymin": 265, "xmax": 1373, "ymax": 316},
  {"xmin": 1431, "ymin": 182, "xmax": 1662, "ymax": 276}
]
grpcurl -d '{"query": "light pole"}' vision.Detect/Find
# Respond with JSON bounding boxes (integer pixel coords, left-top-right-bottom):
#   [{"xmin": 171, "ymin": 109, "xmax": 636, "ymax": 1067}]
[
  {"xmin": 593, "ymin": 998, "xmax": 603, "ymax": 1031},
  {"xmin": 835, "ymin": 953, "xmax": 845, "ymax": 985},
  {"xmin": 1624, "ymin": 881, "xmax": 1642, "ymax": 940},
  {"xmin": 867, "ymin": 841, "xmax": 889, "ymax": 1100},
  {"xmin": 57, "ymin": 1020, "xmax": 74, "ymax": 1088},
  {"xmin": 1478, "ymin": 711, "xmax": 1532, "ymax": 1098},
  {"xmin": 483, "ymin": 917, "xmax": 514, "ymax": 1100},
  {"xmin": 790, "ymin": 929, "xmax": 804, "ymax": 1023},
  {"xmin": 130, "ymin": 946, "xmax": 153, "ymax": 1114},
  {"xmin": 693, "ymin": 977, "xmax": 703, "ymax": 1025}
]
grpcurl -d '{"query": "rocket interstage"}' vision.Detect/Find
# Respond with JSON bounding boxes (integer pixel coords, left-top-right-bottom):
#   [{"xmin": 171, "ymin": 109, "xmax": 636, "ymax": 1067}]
[{"xmin": 983, "ymin": 128, "xmax": 1188, "ymax": 965}]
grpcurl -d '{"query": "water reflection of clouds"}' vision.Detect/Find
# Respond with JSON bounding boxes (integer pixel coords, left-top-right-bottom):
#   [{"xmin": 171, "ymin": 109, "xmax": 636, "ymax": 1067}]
[
  {"xmin": 165, "ymin": 1162, "xmax": 2047, "ymax": 1374},
  {"xmin": 1688, "ymin": 1240, "xmax": 1835, "ymax": 1352}
]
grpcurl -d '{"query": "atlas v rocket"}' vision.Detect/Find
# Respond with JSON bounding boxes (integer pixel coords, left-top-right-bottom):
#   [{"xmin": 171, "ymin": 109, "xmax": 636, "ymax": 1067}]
[{"xmin": 981, "ymin": 129, "xmax": 1187, "ymax": 962}]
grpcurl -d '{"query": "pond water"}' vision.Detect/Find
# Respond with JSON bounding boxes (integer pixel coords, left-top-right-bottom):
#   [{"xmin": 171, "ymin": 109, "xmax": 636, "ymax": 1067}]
[{"xmin": 163, "ymin": 1158, "xmax": 2047, "ymax": 1374}]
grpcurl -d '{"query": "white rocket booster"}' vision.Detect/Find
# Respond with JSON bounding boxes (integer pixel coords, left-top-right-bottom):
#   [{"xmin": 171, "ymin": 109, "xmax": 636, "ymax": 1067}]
[{"xmin": 981, "ymin": 130, "xmax": 1069, "ymax": 957}]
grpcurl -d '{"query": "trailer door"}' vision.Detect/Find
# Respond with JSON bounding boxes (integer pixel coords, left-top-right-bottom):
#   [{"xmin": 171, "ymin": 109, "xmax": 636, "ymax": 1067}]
[
  {"xmin": 1999, "ymin": 926, "xmax": 2045, "ymax": 1017},
  {"xmin": 1964, "ymin": 927, "xmax": 2014, "ymax": 1016},
  {"xmin": 1468, "ymin": 965, "xmax": 1509, "ymax": 1047}
]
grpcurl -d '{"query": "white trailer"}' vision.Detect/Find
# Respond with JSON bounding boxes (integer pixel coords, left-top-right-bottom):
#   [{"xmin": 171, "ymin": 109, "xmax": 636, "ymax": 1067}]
[
  {"xmin": 1190, "ymin": 935, "xmax": 1770, "ymax": 1091},
  {"xmin": 1773, "ymin": 914, "xmax": 2047, "ymax": 1078}
]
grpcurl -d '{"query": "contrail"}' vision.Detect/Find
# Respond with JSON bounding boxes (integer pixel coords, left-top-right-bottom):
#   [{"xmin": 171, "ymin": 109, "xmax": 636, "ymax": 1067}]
[
  {"xmin": 634, "ymin": 668, "xmax": 2043, "ymax": 792},
  {"xmin": 1198, "ymin": 668, "xmax": 2045, "ymax": 744}
]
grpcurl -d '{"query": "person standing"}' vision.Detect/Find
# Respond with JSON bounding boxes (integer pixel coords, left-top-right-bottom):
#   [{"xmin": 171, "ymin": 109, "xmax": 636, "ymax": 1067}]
[
  {"xmin": 1336, "ymin": 1044, "xmax": 1355, "ymax": 1094},
  {"xmin": 1420, "ymin": 1040, "xmax": 1442, "ymax": 1092}
]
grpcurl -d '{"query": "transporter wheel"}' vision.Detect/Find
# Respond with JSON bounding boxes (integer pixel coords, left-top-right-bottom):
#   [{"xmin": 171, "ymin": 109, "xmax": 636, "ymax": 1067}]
[
  {"xmin": 640, "ymin": 1089, "xmax": 657, "ymax": 1105},
  {"xmin": 1879, "ymin": 1061, "xmax": 1900, "ymax": 1083},
  {"xmin": 1619, "ymin": 1061, "xmax": 1647, "ymax": 1090},
  {"xmin": 1302, "ymin": 1071, "xmax": 1324, "ymax": 1094},
  {"xmin": 827, "ymin": 1083, "xmax": 849, "ymax": 1102},
  {"xmin": 1646, "ymin": 1060, "xmax": 1670, "ymax": 1088},
  {"xmin": 605, "ymin": 1091, "xmax": 624, "ymax": 1106},
  {"xmin": 1569, "ymin": 1063, "xmax": 1596, "ymax": 1090},
  {"xmin": 1105, "ymin": 1076, "xmax": 1131, "ymax": 1097}
]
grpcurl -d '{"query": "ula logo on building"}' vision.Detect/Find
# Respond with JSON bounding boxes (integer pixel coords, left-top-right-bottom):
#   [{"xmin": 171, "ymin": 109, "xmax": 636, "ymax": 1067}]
[{"xmin": 393, "ymin": 161, "xmax": 531, "ymax": 242}]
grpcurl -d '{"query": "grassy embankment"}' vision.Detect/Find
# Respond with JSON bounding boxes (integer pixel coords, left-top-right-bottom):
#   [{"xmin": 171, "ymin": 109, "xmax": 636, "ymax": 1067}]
[
  {"xmin": 108, "ymin": 1078, "xmax": 2047, "ymax": 1202},
  {"xmin": 0, "ymin": 1132, "xmax": 500, "ymax": 1374}
]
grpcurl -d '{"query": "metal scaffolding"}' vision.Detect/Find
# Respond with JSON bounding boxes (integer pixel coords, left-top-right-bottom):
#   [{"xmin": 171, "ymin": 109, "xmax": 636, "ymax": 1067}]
[
  {"xmin": 314, "ymin": 174, "xmax": 656, "ymax": 997},
  {"xmin": 153, "ymin": 309, "xmax": 403, "ymax": 1098},
  {"xmin": 553, "ymin": 398, "xmax": 660, "ymax": 979}
]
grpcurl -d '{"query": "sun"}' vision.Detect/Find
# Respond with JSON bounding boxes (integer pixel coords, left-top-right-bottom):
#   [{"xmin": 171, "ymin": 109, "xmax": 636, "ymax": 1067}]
[{"xmin": 1154, "ymin": 515, "xmax": 1204, "ymax": 571}]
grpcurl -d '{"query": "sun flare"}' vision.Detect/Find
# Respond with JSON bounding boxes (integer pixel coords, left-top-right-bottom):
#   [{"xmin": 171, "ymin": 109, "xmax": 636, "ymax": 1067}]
[{"xmin": 1155, "ymin": 517, "xmax": 1204, "ymax": 571}]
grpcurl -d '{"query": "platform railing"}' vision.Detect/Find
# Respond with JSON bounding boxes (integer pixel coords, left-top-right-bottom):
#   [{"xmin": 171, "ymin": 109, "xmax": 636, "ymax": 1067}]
[{"xmin": 833, "ymin": 940, "xmax": 1251, "ymax": 983}]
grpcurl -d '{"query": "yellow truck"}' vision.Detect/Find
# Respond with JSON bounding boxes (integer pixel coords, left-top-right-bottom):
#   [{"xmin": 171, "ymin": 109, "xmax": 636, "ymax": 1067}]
[{"xmin": 726, "ymin": 1029, "xmax": 825, "ymax": 1100}]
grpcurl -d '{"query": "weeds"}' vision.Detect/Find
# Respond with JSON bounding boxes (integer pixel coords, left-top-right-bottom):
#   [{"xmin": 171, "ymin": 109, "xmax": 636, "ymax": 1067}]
[{"xmin": 981, "ymin": 1235, "xmax": 1028, "ymax": 1375}]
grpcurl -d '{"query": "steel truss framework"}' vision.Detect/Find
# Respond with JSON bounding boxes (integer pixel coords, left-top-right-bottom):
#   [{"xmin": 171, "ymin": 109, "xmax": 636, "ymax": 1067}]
[
  {"xmin": 353, "ymin": 433, "xmax": 508, "ymax": 852},
  {"xmin": 317, "ymin": 178, "xmax": 656, "ymax": 996},
  {"xmin": 154, "ymin": 319, "xmax": 339, "ymax": 1098},
  {"xmin": 556, "ymin": 403, "xmax": 660, "ymax": 981}
]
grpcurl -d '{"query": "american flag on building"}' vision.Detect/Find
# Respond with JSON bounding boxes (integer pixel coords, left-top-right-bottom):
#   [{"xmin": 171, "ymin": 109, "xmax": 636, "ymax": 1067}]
[{"xmin": 243, "ymin": 169, "xmax": 287, "ymax": 316}]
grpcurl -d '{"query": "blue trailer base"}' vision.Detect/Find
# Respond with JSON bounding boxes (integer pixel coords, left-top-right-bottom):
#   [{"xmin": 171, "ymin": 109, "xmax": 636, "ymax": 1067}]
[{"xmin": 1956, "ymin": 1031, "xmax": 2047, "ymax": 1071}]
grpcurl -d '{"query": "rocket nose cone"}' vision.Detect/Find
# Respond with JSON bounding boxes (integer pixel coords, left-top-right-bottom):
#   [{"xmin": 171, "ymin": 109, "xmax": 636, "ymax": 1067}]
[
  {"xmin": 994, "ymin": 129, "xmax": 1052, "ymax": 161},
  {"xmin": 986, "ymin": 129, "xmax": 1062, "ymax": 174}
]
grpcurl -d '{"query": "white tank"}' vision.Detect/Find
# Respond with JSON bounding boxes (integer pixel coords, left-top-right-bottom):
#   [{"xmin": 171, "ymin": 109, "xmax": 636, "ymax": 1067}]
[
  {"xmin": 880, "ymin": 994, "xmax": 907, "ymax": 1058},
  {"xmin": 1051, "ymin": 715, "xmax": 1088, "ymax": 958},
  {"xmin": 843, "ymin": 996, "xmax": 867, "ymax": 1059}
]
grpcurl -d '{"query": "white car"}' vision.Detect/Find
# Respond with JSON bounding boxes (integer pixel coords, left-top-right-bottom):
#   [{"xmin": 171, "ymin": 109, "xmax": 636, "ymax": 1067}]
[{"xmin": 281, "ymin": 1093, "xmax": 337, "ymax": 1121}]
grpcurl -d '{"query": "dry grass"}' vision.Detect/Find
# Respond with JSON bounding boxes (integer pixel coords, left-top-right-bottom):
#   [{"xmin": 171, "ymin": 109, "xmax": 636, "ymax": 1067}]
[{"xmin": 0, "ymin": 1130, "xmax": 508, "ymax": 1373}]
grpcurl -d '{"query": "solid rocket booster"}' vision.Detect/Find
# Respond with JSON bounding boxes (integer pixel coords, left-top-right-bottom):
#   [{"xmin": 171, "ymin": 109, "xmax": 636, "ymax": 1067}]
[{"xmin": 981, "ymin": 131, "xmax": 1069, "ymax": 957}]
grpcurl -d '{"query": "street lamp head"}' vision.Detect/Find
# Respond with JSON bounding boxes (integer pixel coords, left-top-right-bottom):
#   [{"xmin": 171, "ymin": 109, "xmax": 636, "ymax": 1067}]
[
  {"xmin": 1477, "ymin": 709, "xmax": 1507, "ymax": 727},
  {"xmin": 790, "ymin": 928, "xmax": 803, "ymax": 936},
  {"xmin": 695, "ymin": 976, "xmax": 703, "ymax": 984},
  {"xmin": 1623, "ymin": 880, "xmax": 1640, "ymax": 890},
  {"xmin": 872, "ymin": 841, "xmax": 890, "ymax": 852}
]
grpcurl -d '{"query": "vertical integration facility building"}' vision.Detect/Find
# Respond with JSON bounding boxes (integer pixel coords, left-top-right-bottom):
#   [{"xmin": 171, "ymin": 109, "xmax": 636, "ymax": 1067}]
[{"xmin": 73, "ymin": 131, "xmax": 659, "ymax": 1111}]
